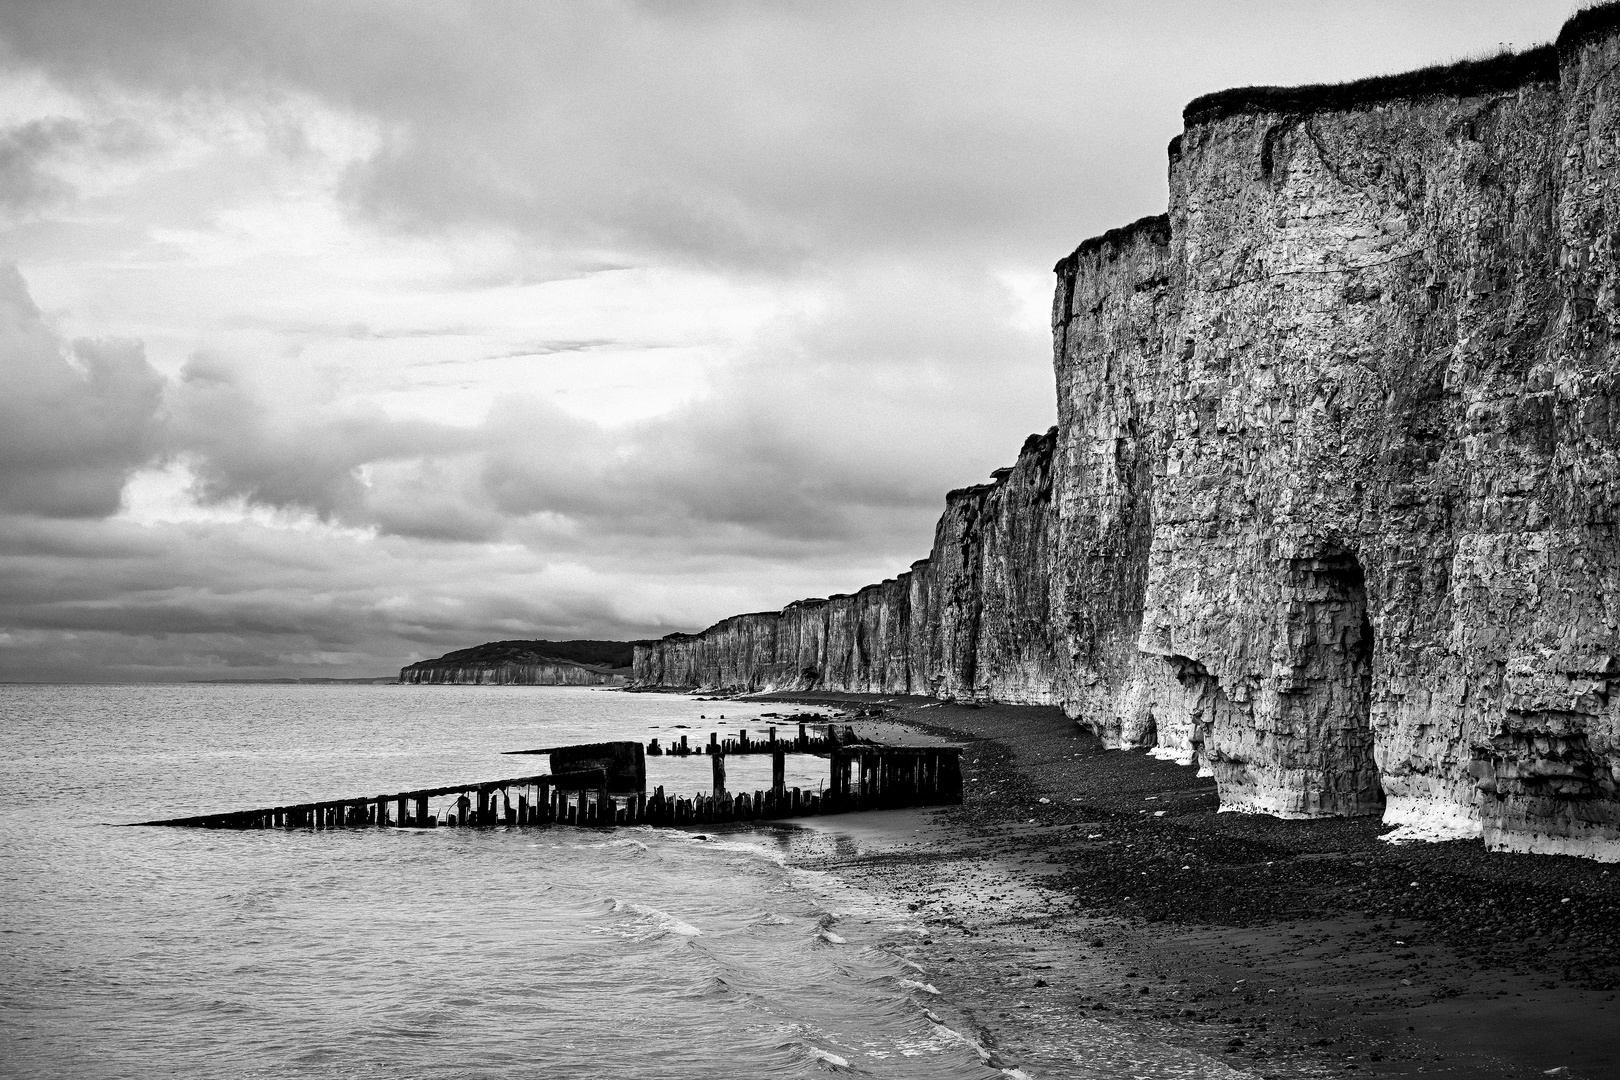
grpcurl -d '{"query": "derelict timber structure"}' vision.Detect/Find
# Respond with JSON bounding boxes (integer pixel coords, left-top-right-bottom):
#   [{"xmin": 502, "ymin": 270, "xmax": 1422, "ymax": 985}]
[{"xmin": 131, "ymin": 727, "xmax": 963, "ymax": 831}]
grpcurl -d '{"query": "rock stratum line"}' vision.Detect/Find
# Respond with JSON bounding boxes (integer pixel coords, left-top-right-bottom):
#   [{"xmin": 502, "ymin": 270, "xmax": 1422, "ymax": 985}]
[{"xmin": 635, "ymin": 8, "xmax": 1620, "ymax": 861}]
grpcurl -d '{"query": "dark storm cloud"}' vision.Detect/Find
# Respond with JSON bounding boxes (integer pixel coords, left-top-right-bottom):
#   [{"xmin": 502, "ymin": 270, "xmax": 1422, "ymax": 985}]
[
  {"xmin": 0, "ymin": 514, "xmax": 674, "ymax": 681},
  {"xmin": 0, "ymin": 265, "xmax": 165, "ymax": 517}
]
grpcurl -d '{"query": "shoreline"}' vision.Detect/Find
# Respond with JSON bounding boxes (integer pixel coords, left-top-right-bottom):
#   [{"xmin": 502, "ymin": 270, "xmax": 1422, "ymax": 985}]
[{"xmin": 740, "ymin": 693, "xmax": 1620, "ymax": 1079}]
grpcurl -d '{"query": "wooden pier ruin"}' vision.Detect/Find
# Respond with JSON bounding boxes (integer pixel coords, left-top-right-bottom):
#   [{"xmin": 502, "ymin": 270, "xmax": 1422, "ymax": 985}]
[
  {"xmin": 643, "ymin": 721, "xmax": 842, "ymax": 758},
  {"xmin": 132, "ymin": 726, "xmax": 962, "ymax": 831}
]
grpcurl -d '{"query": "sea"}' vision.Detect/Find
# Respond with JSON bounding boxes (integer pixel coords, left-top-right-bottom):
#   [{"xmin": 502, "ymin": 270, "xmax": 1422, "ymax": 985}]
[{"xmin": 0, "ymin": 683, "xmax": 1241, "ymax": 1080}]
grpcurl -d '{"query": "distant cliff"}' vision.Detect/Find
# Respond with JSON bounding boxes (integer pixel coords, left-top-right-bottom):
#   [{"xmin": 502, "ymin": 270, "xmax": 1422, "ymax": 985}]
[
  {"xmin": 636, "ymin": 6, "xmax": 1620, "ymax": 862},
  {"xmin": 401, "ymin": 639, "xmax": 641, "ymax": 686}
]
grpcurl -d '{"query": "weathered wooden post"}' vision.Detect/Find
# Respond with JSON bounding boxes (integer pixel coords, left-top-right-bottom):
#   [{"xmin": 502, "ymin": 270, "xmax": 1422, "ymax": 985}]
[
  {"xmin": 772, "ymin": 743, "xmax": 786, "ymax": 796},
  {"xmin": 711, "ymin": 751, "xmax": 727, "ymax": 798},
  {"xmin": 415, "ymin": 793, "xmax": 429, "ymax": 825},
  {"xmin": 797, "ymin": 722, "xmax": 807, "ymax": 749},
  {"xmin": 939, "ymin": 747, "xmax": 963, "ymax": 803},
  {"xmin": 376, "ymin": 796, "xmax": 390, "ymax": 827},
  {"xmin": 708, "ymin": 731, "xmax": 718, "ymax": 755}
]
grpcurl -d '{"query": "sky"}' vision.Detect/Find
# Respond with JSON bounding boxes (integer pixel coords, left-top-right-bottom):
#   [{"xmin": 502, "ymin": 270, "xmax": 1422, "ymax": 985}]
[{"xmin": 0, "ymin": 0, "xmax": 1583, "ymax": 681}]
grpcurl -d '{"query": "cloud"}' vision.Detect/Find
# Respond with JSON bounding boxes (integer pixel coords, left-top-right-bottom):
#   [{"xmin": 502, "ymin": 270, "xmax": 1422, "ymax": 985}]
[
  {"xmin": 0, "ymin": 264, "xmax": 165, "ymax": 516},
  {"xmin": 0, "ymin": 2, "xmax": 1582, "ymax": 679},
  {"xmin": 0, "ymin": 1, "xmax": 1552, "ymax": 275},
  {"xmin": 0, "ymin": 118, "xmax": 83, "ymax": 214},
  {"xmin": 168, "ymin": 352, "xmax": 476, "ymax": 524}
]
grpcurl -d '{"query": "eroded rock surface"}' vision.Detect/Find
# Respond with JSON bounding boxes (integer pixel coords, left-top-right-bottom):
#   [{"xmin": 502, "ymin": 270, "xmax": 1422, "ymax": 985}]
[{"xmin": 636, "ymin": 10, "xmax": 1620, "ymax": 861}]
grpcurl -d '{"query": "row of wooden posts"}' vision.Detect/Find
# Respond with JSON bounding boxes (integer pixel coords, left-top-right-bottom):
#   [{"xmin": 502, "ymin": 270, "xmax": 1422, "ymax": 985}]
[
  {"xmin": 647, "ymin": 722, "xmax": 854, "ymax": 757},
  {"xmin": 134, "ymin": 740, "xmax": 962, "ymax": 830}
]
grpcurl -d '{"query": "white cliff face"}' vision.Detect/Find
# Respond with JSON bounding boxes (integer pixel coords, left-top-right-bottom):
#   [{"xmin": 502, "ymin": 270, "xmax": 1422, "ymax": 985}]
[
  {"xmin": 399, "ymin": 662, "xmax": 621, "ymax": 686},
  {"xmin": 636, "ymin": 10, "xmax": 1620, "ymax": 862},
  {"xmin": 631, "ymin": 431, "xmax": 1063, "ymax": 702}
]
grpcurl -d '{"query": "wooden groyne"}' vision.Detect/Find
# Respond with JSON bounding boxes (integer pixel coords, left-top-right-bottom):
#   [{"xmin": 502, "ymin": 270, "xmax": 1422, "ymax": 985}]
[{"xmin": 131, "ymin": 734, "xmax": 962, "ymax": 831}]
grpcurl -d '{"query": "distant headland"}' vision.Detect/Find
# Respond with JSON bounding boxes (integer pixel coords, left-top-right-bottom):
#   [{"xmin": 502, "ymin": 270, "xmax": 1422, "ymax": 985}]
[{"xmin": 399, "ymin": 638, "xmax": 648, "ymax": 686}]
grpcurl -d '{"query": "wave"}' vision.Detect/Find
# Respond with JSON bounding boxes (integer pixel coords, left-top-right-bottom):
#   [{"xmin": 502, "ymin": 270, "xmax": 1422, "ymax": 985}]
[
  {"xmin": 810, "ymin": 910, "xmax": 848, "ymax": 944},
  {"xmin": 608, "ymin": 897, "xmax": 702, "ymax": 937},
  {"xmin": 807, "ymin": 1046, "xmax": 850, "ymax": 1069},
  {"xmin": 919, "ymin": 1009, "xmax": 998, "ymax": 1068},
  {"xmin": 574, "ymin": 836, "xmax": 649, "ymax": 854}
]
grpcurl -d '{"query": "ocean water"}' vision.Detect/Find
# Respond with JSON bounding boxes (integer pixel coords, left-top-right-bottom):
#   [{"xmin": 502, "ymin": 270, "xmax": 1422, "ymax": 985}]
[
  {"xmin": 0, "ymin": 683, "xmax": 1020, "ymax": 1079},
  {"xmin": 0, "ymin": 683, "xmax": 1247, "ymax": 1080}
]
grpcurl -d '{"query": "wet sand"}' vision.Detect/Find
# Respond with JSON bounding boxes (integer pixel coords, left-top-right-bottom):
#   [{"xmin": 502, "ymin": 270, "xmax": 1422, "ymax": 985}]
[{"xmin": 745, "ymin": 693, "xmax": 1620, "ymax": 1080}]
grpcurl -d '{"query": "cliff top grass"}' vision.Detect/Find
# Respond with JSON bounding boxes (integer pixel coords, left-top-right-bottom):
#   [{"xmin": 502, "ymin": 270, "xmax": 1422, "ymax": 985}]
[
  {"xmin": 1183, "ymin": 2, "xmax": 1620, "ymax": 127},
  {"xmin": 1086, "ymin": 4, "xmax": 1620, "ymax": 267},
  {"xmin": 1056, "ymin": 214, "xmax": 1170, "ymax": 273}
]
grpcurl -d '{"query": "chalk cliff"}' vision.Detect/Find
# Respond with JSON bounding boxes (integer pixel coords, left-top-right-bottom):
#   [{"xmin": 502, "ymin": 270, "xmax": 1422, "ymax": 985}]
[
  {"xmin": 400, "ymin": 661, "xmax": 620, "ymax": 686},
  {"xmin": 634, "ymin": 427, "xmax": 1059, "ymax": 700},
  {"xmin": 635, "ymin": 7, "xmax": 1620, "ymax": 861}
]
